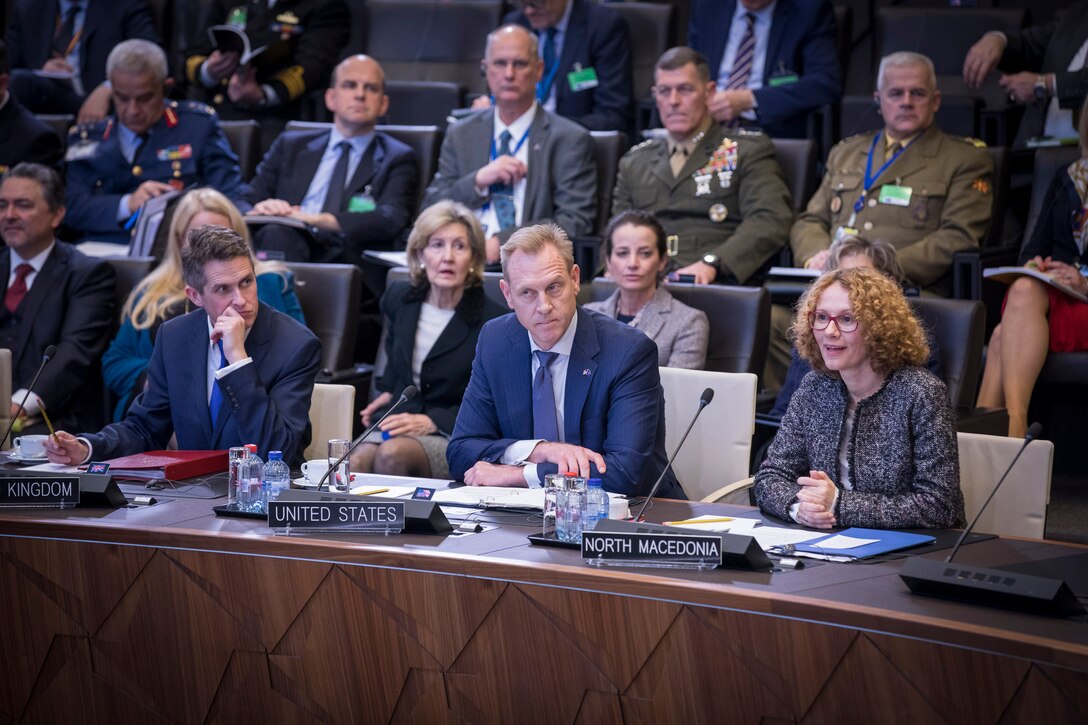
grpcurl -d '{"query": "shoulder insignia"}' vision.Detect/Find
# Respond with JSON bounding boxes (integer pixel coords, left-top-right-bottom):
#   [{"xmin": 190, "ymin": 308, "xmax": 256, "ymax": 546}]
[
  {"xmin": 178, "ymin": 99, "xmax": 216, "ymax": 116},
  {"xmin": 735, "ymin": 126, "xmax": 763, "ymax": 137},
  {"xmin": 628, "ymin": 138, "xmax": 656, "ymax": 153},
  {"xmin": 70, "ymin": 117, "xmax": 110, "ymax": 137},
  {"xmin": 164, "ymin": 106, "xmax": 179, "ymax": 128},
  {"xmin": 961, "ymin": 136, "xmax": 988, "ymax": 148}
]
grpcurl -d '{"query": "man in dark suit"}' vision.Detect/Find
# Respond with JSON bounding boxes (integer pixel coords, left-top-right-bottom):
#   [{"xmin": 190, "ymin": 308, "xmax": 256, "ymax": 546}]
[
  {"xmin": 44, "ymin": 225, "xmax": 322, "ymax": 468},
  {"xmin": 963, "ymin": 6, "xmax": 1088, "ymax": 146},
  {"xmin": 245, "ymin": 55, "xmax": 420, "ymax": 264},
  {"xmin": 447, "ymin": 223, "xmax": 681, "ymax": 498},
  {"xmin": 5, "ymin": 0, "xmax": 159, "ymax": 119},
  {"xmin": 0, "ymin": 163, "xmax": 115, "ymax": 436},
  {"xmin": 424, "ymin": 25, "xmax": 596, "ymax": 265},
  {"xmin": 688, "ymin": 0, "xmax": 842, "ymax": 140},
  {"xmin": 502, "ymin": 0, "xmax": 633, "ymax": 133},
  {"xmin": 0, "ymin": 44, "xmax": 64, "ymax": 172},
  {"xmin": 64, "ymin": 39, "xmax": 249, "ymax": 244}
]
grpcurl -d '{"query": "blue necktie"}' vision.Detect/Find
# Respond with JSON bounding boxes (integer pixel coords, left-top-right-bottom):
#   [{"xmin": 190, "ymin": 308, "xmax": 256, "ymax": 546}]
[
  {"xmin": 322, "ymin": 141, "xmax": 352, "ymax": 213},
  {"xmin": 533, "ymin": 350, "xmax": 560, "ymax": 442},
  {"xmin": 209, "ymin": 339, "xmax": 228, "ymax": 426},
  {"xmin": 537, "ymin": 27, "xmax": 557, "ymax": 102},
  {"xmin": 490, "ymin": 130, "xmax": 517, "ymax": 231}
]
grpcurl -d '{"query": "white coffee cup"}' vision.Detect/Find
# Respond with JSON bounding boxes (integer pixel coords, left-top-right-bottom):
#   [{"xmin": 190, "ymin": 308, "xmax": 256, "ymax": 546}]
[
  {"xmin": 300, "ymin": 459, "xmax": 330, "ymax": 485},
  {"xmin": 12, "ymin": 434, "xmax": 48, "ymax": 459}
]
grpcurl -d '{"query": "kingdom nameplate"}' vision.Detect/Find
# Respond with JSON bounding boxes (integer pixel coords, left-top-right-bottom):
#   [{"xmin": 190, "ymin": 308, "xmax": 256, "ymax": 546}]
[
  {"xmin": 268, "ymin": 500, "xmax": 405, "ymax": 534},
  {"xmin": 582, "ymin": 530, "xmax": 722, "ymax": 570},
  {"xmin": 0, "ymin": 475, "xmax": 81, "ymax": 509}
]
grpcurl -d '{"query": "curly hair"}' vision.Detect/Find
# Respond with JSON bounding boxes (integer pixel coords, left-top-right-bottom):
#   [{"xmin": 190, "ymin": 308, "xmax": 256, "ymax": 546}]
[{"xmin": 793, "ymin": 267, "xmax": 929, "ymax": 376}]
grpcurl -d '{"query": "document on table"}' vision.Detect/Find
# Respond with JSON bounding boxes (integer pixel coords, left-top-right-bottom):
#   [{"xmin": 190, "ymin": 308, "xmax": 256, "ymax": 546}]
[
  {"xmin": 433, "ymin": 486, "xmax": 546, "ymax": 510},
  {"xmin": 751, "ymin": 525, "xmax": 826, "ymax": 551},
  {"xmin": 669, "ymin": 516, "xmax": 761, "ymax": 534}
]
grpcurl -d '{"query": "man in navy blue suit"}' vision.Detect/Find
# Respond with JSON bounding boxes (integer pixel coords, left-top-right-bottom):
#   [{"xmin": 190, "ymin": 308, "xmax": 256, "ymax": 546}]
[
  {"xmin": 245, "ymin": 54, "xmax": 419, "ymax": 263},
  {"xmin": 447, "ymin": 223, "xmax": 681, "ymax": 498},
  {"xmin": 688, "ymin": 0, "xmax": 842, "ymax": 139},
  {"xmin": 44, "ymin": 225, "xmax": 322, "ymax": 467}
]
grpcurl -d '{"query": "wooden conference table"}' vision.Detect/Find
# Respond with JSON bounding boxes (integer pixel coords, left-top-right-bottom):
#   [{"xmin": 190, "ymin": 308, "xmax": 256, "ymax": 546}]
[{"xmin": 0, "ymin": 476, "xmax": 1086, "ymax": 724}]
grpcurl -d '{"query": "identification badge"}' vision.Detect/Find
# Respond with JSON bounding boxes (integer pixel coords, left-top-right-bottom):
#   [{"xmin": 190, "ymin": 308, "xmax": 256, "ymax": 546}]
[
  {"xmin": 878, "ymin": 184, "xmax": 912, "ymax": 206},
  {"xmin": 65, "ymin": 142, "xmax": 98, "ymax": 161},
  {"xmin": 227, "ymin": 6, "xmax": 247, "ymax": 28},
  {"xmin": 567, "ymin": 66, "xmax": 599, "ymax": 92},
  {"xmin": 348, "ymin": 194, "xmax": 376, "ymax": 213},
  {"xmin": 768, "ymin": 73, "xmax": 800, "ymax": 87}
]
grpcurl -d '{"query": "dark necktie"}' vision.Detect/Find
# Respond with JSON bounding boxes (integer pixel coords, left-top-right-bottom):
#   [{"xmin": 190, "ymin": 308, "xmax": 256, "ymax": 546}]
[
  {"xmin": 537, "ymin": 27, "xmax": 558, "ymax": 102},
  {"xmin": 724, "ymin": 13, "xmax": 756, "ymax": 128},
  {"xmin": 52, "ymin": 1, "xmax": 81, "ymax": 58},
  {"xmin": 4, "ymin": 264, "xmax": 34, "ymax": 314},
  {"xmin": 532, "ymin": 350, "xmax": 560, "ymax": 442},
  {"xmin": 490, "ymin": 130, "xmax": 517, "ymax": 231},
  {"xmin": 209, "ymin": 339, "xmax": 228, "ymax": 426},
  {"xmin": 322, "ymin": 141, "xmax": 352, "ymax": 213},
  {"xmin": 885, "ymin": 141, "xmax": 903, "ymax": 163}
]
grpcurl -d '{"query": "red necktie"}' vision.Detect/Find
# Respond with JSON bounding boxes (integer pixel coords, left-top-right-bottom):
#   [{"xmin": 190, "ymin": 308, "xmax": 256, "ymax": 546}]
[{"xmin": 4, "ymin": 264, "xmax": 33, "ymax": 313}]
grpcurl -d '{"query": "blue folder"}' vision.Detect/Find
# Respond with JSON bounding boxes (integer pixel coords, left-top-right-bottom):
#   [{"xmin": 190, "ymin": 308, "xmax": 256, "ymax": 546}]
[{"xmin": 794, "ymin": 527, "xmax": 936, "ymax": 560}]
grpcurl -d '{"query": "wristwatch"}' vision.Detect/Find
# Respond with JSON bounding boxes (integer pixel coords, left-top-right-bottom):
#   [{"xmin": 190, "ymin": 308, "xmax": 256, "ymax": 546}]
[
  {"xmin": 1034, "ymin": 75, "xmax": 1049, "ymax": 101},
  {"xmin": 701, "ymin": 253, "xmax": 721, "ymax": 272}
]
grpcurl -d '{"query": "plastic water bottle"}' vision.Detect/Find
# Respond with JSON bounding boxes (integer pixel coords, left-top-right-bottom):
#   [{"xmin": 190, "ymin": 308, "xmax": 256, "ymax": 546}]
[
  {"xmin": 238, "ymin": 445, "xmax": 263, "ymax": 512},
  {"xmin": 556, "ymin": 475, "xmax": 587, "ymax": 543},
  {"xmin": 262, "ymin": 451, "xmax": 290, "ymax": 505},
  {"xmin": 585, "ymin": 478, "xmax": 609, "ymax": 531}
]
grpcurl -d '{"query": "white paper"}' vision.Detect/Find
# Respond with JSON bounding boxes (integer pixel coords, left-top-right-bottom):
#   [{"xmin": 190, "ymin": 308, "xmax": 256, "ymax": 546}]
[
  {"xmin": 21, "ymin": 462, "xmax": 81, "ymax": 473},
  {"xmin": 810, "ymin": 534, "xmax": 878, "ymax": 550},
  {"xmin": 669, "ymin": 516, "xmax": 761, "ymax": 533},
  {"xmin": 752, "ymin": 526, "xmax": 825, "ymax": 550},
  {"xmin": 434, "ymin": 486, "xmax": 545, "ymax": 510}
]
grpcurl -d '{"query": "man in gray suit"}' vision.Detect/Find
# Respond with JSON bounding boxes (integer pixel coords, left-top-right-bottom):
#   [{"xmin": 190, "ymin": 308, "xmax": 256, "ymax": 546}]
[{"xmin": 422, "ymin": 25, "xmax": 596, "ymax": 265}]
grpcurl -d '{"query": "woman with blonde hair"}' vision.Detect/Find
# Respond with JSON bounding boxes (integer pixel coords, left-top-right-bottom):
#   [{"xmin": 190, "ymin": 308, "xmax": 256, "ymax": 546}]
[
  {"xmin": 102, "ymin": 188, "xmax": 305, "ymax": 420},
  {"xmin": 754, "ymin": 267, "xmax": 963, "ymax": 530},
  {"xmin": 349, "ymin": 200, "xmax": 505, "ymax": 478}
]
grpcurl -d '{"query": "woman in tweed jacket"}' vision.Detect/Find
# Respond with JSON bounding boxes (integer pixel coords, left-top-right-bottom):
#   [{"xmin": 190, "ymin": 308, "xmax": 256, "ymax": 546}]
[
  {"xmin": 586, "ymin": 210, "xmax": 709, "ymax": 369},
  {"xmin": 754, "ymin": 267, "xmax": 964, "ymax": 529}
]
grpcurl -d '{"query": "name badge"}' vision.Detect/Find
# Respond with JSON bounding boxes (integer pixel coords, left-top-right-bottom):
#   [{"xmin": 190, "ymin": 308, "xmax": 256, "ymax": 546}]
[
  {"xmin": 267, "ymin": 499, "xmax": 404, "ymax": 534},
  {"xmin": 878, "ymin": 184, "xmax": 912, "ymax": 206},
  {"xmin": 567, "ymin": 66, "xmax": 599, "ymax": 92},
  {"xmin": 582, "ymin": 530, "xmax": 723, "ymax": 569},
  {"xmin": 0, "ymin": 475, "xmax": 80, "ymax": 509},
  {"xmin": 768, "ymin": 73, "xmax": 800, "ymax": 87},
  {"xmin": 348, "ymin": 194, "xmax": 376, "ymax": 213},
  {"xmin": 65, "ymin": 142, "xmax": 98, "ymax": 162}
]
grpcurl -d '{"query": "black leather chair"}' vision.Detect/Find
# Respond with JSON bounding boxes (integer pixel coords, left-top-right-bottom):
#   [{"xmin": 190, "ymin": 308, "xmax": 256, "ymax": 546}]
[
  {"xmin": 589, "ymin": 279, "xmax": 771, "ymax": 380},
  {"xmin": 567, "ymin": 130, "xmax": 628, "ymax": 279},
  {"xmin": 284, "ymin": 122, "xmax": 441, "ymax": 214},
  {"xmin": 382, "ymin": 80, "xmax": 462, "ymax": 130},
  {"xmin": 770, "ymin": 138, "xmax": 816, "ymax": 214},
  {"xmin": 610, "ymin": 2, "xmax": 673, "ymax": 134},
  {"xmin": 104, "ymin": 256, "xmax": 156, "ymax": 321},
  {"xmin": 220, "ymin": 120, "xmax": 262, "ymax": 181},
  {"xmin": 286, "ymin": 262, "xmax": 362, "ymax": 377},
  {"xmin": 362, "ymin": 0, "xmax": 503, "ymax": 94},
  {"xmin": 35, "ymin": 114, "xmax": 74, "ymax": 143}
]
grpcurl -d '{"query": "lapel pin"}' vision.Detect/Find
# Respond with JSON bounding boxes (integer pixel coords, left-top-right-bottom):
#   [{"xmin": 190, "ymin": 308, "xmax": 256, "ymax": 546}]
[{"xmin": 583, "ymin": 369, "xmax": 591, "ymax": 376}]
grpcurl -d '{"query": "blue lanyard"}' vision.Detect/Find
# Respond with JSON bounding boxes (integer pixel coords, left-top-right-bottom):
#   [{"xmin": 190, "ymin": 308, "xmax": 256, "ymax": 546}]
[
  {"xmin": 489, "ymin": 126, "xmax": 532, "ymax": 161},
  {"xmin": 536, "ymin": 60, "xmax": 562, "ymax": 103},
  {"xmin": 854, "ymin": 134, "xmax": 915, "ymax": 214}
]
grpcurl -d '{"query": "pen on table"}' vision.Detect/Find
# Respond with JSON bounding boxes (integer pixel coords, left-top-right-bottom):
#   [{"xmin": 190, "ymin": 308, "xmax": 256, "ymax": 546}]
[
  {"xmin": 352, "ymin": 487, "xmax": 390, "ymax": 496},
  {"xmin": 36, "ymin": 396, "xmax": 60, "ymax": 447},
  {"xmin": 663, "ymin": 516, "xmax": 734, "ymax": 526}
]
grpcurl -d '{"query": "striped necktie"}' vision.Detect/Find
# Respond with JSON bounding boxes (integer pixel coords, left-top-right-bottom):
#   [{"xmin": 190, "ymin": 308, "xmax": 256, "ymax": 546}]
[{"xmin": 725, "ymin": 13, "xmax": 757, "ymax": 92}]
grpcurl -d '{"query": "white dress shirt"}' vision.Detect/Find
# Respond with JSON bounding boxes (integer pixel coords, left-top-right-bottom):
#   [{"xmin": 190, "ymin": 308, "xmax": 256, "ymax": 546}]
[{"xmin": 477, "ymin": 104, "xmax": 536, "ymax": 238}]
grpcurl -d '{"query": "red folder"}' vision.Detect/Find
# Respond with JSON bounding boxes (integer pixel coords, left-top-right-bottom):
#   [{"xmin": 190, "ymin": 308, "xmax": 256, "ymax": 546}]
[{"xmin": 94, "ymin": 450, "xmax": 229, "ymax": 481}]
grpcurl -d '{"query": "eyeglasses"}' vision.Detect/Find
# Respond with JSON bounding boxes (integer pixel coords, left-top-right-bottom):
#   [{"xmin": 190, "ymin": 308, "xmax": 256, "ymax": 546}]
[{"xmin": 809, "ymin": 311, "xmax": 858, "ymax": 333}]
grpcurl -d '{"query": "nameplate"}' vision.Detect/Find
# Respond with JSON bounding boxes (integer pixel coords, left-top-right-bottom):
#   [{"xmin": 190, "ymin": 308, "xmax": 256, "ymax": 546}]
[
  {"xmin": 267, "ymin": 500, "xmax": 405, "ymax": 534},
  {"xmin": 582, "ymin": 530, "xmax": 722, "ymax": 569},
  {"xmin": 0, "ymin": 475, "xmax": 81, "ymax": 509}
]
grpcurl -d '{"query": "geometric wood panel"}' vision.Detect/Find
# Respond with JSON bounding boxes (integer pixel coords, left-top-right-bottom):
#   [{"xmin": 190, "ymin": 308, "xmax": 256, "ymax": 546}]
[{"xmin": 2, "ymin": 530, "xmax": 1087, "ymax": 723}]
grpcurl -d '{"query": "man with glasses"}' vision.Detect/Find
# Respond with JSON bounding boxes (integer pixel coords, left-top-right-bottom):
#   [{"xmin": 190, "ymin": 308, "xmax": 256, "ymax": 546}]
[
  {"xmin": 423, "ymin": 24, "xmax": 596, "ymax": 265},
  {"xmin": 244, "ymin": 55, "xmax": 420, "ymax": 263},
  {"xmin": 612, "ymin": 46, "xmax": 792, "ymax": 285},
  {"xmin": 499, "ymin": 0, "xmax": 633, "ymax": 134}
]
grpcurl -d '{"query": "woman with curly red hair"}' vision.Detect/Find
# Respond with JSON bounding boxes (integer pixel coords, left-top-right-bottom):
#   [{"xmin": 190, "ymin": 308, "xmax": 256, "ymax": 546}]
[{"xmin": 754, "ymin": 267, "xmax": 964, "ymax": 530}]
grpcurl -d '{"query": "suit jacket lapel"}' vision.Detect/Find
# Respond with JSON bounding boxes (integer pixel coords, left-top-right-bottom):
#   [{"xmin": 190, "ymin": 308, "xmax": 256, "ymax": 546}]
[
  {"xmin": 765, "ymin": 0, "xmax": 793, "ymax": 79},
  {"xmin": 563, "ymin": 309, "xmax": 599, "ymax": 444},
  {"xmin": 293, "ymin": 132, "xmax": 329, "ymax": 201},
  {"xmin": 506, "ymin": 319, "xmax": 534, "ymax": 440},
  {"xmin": 555, "ymin": 1, "xmax": 589, "ymax": 104},
  {"xmin": 525, "ymin": 107, "xmax": 549, "ymax": 221},
  {"xmin": 345, "ymin": 136, "xmax": 382, "ymax": 198},
  {"xmin": 635, "ymin": 288, "xmax": 669, "ymax": 339},
  {"xmin": 427, "ymin": 306, "xmax": 470, "ymax": 362},
  {"xmin": 649, "ymin": 140, "xmax": 674, "ymax": 190},
  {"xmin": 15, "ymin": 245, "xmax": 66, "ymax": 358},
  {"xmin": 670, "ymin": 125, "xmax": 724, "ymax": 192}
]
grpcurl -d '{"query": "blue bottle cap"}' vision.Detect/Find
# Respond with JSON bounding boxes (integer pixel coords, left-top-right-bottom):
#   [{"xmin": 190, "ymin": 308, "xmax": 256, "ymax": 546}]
[
  {"xmin": 588, "ymin": 478, "xmax": 602, "ymax": 487},
  {"xmin": 268, "ymin": 451, "xmax": 283, "ymax": 461}
]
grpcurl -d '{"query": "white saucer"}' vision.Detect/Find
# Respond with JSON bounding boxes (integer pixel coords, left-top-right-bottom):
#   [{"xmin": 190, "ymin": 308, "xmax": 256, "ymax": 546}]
[{"xmin": 7, "ymin": 454, "xmax": 50, "ymax": 464}]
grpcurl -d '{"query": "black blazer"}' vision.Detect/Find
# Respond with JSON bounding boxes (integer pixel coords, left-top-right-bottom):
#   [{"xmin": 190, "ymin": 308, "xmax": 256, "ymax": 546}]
[
  {"xmin": 1019, "ymin": 167, "xmax": 1085, "ymax": 265},
  {"xmin": 4, "ymin": 0, "xmax": 159, "ymax": 91},
  {"xmin": 375, "ymin": 282, "xmax": 506, "ymax": 435},
  {"xmin": 246, "ymin": 129, "xmax": 420, "ymax": 255},
  {"xmin": 506, "ymin": 0, "xmax": 633, "ymax": 133},
  {"xmin": 0, "ymin": 94, "xmax": 63, "ymax": 171},
  {"xmin": 0, "ymin": 242, "xmax": 115, "ymax": 432}
]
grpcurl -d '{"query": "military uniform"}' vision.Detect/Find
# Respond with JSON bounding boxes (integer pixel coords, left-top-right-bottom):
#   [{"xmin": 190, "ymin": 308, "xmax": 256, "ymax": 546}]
[
  {"xmin": 185, "ymin": 0, "xmax": 350, "ymax": 123},
  {"xmin": 791, "ymin": 123, "xmax": 993, "ymax": 295},
  {"xmin": 65, "ymin": 100, "xmax": 249, "ymax": 243},
  {"xmin": 612, "ymin": 124, "xmax": 793, "ymax": 284}
]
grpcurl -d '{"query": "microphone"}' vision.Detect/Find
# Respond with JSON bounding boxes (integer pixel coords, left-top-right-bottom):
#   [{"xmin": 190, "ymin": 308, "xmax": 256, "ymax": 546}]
[
  {"xmin": 900, "ymin": 422, "xmax": 1085, "ymax": 617},
  {"xmin": 632, "ymin": 387, "xmax": 714, "ymax": 522},
  {"xmin": 1, "ymin": 345, "xmax": 56, "ymax": 449},
  {"xmin": 945, "ymin": 421, "xmax": 1042, "ymax": 563},
  {"xmin": 316, "ymin": 385, "xmax": 418, "ymax": 492}
]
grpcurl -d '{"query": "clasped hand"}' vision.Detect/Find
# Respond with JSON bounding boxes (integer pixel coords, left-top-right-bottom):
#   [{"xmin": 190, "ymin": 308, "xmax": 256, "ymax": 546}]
[
  {"xmin": 211, "ymin": 307, "xmax": 247, "ymax": 362},
  {"xmin": 795, "ymin": 470, "xmax": 837, "ymax": 529}
]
